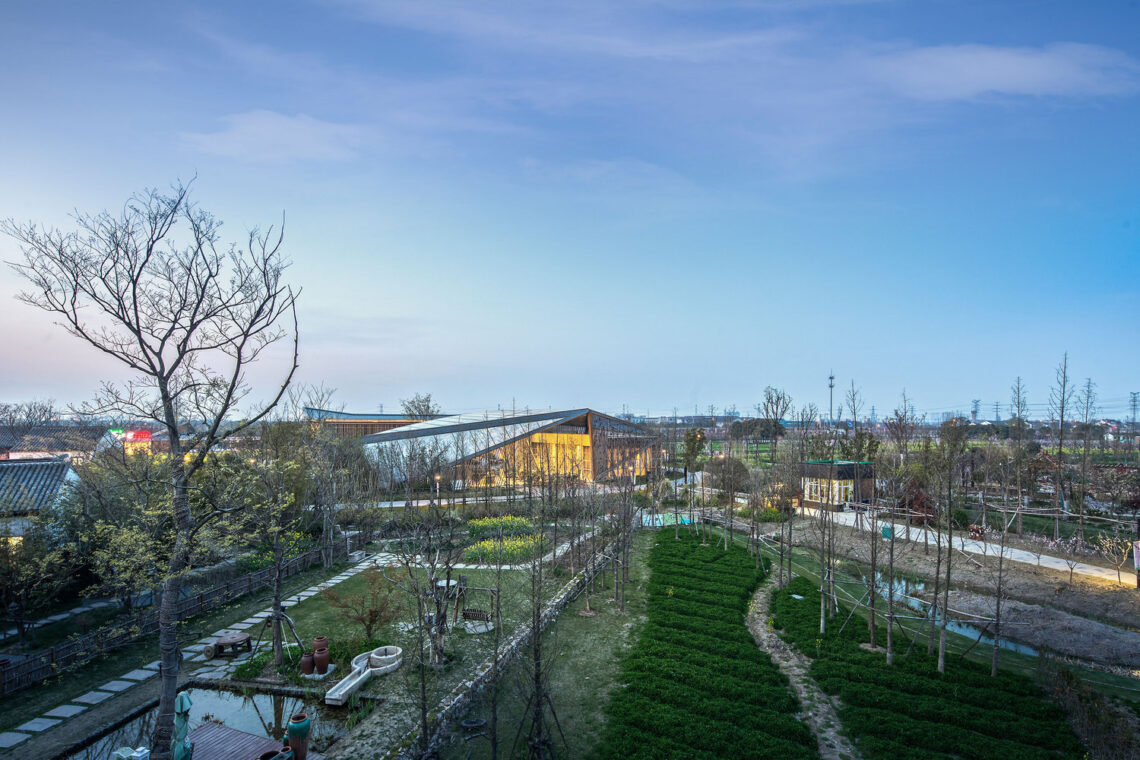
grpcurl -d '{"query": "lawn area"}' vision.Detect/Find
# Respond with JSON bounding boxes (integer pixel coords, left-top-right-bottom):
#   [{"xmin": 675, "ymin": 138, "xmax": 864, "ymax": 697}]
[
  {"xmin": 0, "ymin": 560, "xmax": 349, "ymax": 733},
  {"xmin": 770, "ymin": 575, "xmax": 1085, "ymax": 760},
  {"xmin": 591, "ymin": 531, "xmax": 817, "ymax": 760},
  {"xmin": 440, "ymin": 530, "xmax": 655, "ymax": 760}
]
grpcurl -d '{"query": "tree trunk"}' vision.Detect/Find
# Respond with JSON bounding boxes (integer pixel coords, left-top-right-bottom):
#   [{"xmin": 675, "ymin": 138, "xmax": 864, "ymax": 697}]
[{"xmin": 151, "ymin": 478, "xmax": 192, "ymax": 760}]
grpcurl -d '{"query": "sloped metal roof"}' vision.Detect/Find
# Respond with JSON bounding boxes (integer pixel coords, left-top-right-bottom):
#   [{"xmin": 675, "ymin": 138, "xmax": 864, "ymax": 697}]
[
  {"xmin": 0, "ymin": 457, "xmax": 73, "ymax": 514},
  {"xmin": 11, "ymin": 425, "xmax": 109, "ymax": 454},
  {"xmin": 362, "ymin": 409, "xmax": 595, "ymax": 468}
]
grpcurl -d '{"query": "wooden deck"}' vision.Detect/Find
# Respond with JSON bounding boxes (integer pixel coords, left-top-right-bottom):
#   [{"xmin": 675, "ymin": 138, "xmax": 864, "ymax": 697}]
[{"xmin": 188, "ymin": 720, "xmax": 285, "ymax": 760}]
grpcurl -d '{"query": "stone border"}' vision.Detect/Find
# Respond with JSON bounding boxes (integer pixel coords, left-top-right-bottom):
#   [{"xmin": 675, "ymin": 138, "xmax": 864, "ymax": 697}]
[{"xmin": 385, "ymin": 538, "xmax": 621, "ymax": 759}]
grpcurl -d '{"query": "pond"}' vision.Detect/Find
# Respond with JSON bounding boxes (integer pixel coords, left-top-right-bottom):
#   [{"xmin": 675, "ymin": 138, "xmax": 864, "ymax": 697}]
[
  {"xmin": 63, "ymin": 687, "xmax": 352, "ymax": 759},
  {"xmin": 641, "ymin": 513, "xmax": 692, "ymax": 527},
  {"xmin": 855, "ymin": 569, "xmax": 1037, "ymax": 656}
]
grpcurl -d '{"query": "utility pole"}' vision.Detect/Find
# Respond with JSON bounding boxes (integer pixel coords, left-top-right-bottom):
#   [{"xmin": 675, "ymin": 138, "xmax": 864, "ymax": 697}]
[
  {"xmin": 828, "ymin": 371, "xmax": 835, "ymax": 428},
  {"xmin": 993, "ymin": 401, "xmax": 1001, "ymax": 423},
  {"xmin": 971, "ymin": 399, "xmax": 981, "ymax": 423}
]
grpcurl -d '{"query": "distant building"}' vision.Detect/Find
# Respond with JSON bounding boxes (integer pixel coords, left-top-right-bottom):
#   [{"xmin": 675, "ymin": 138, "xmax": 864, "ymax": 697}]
[
  {"xmin": 0, "ymin": 457, "xmax": 76, "ymax": 536},
  {"xmin": 304, "ymin": 407, "xmax": 446, "ymax": 438},
  {"xmin": 800, "ymin": 460, "xmax": 874, "ymax": 511},
  {"xmin": 8, "ymin": 425, "xmax": 114, "ymax": 465},
  {"xmin": 0, "ymin": 427, "xmax": 19, "ymax": 459},
  {"xmin": 362, "ymin": 408, "xmax": 657, "ymax": 486}
]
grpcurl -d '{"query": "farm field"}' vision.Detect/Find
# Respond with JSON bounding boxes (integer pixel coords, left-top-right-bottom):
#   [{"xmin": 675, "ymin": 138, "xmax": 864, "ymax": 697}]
[
  {"xmin": 591, "ymin": 532, "xmax": 818, "ymax": 760},
  {"xmin": 770, "ymin": 576, "xmax": 1086, "ymax": 760}
]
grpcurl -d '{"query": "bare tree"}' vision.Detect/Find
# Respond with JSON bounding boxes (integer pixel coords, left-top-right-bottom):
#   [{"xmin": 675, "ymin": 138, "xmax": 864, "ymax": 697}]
[
  {"xmin": 760, "ymin": 386, "xmax": 794, "ymax": 467},
  {"xmin": 3, "ymin": 182, "xmax": 299, "ymax": 759},
  {"xmin": 1049, "ymin": 353, "xmax": 1071, "ymax": 540},
  {"xmin": 1011, "ymin": 378, "xmax": 1028, "ymax": 537},
  {"xmin": 0, "ymin": 399, "xmax": 59, "ymax": 438},
  {"xmin": 1076, "ymin": 378, "xmax": 1097, "ymax": 541}
]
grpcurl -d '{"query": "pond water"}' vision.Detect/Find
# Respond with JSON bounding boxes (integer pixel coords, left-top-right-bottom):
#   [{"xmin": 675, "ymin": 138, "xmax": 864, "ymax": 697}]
[
  {"xmin": 642, "ymin": 513, "xmax": 692, "ymax": 527},
  {"xmin": 853, "ymin": 570, "xmax": 1037, "ymax": 656},
  {"xmin": 63, "ymin": 687, "xmax": 351, "ymax": 759}
]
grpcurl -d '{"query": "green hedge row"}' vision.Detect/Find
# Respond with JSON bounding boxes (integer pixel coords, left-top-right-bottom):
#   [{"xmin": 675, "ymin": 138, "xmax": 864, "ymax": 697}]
[
  {"xmin": 770, "ymin": 576, "xmax": 1084, "ymax": 760},
  {"xmin": 591, "ymin": 533, "xmax": 817, "ymax": 760}
]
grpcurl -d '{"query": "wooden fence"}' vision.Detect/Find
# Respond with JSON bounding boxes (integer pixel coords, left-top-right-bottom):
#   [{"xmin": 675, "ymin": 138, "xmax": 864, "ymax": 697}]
[{"xmin": 0, "ymin": 547, "xmax": 334, "ymax": 697}]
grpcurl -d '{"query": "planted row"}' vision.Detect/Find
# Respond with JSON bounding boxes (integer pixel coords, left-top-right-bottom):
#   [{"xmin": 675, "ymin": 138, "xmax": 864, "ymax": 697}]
[
  {"xmin": 592, "ymin": 533, "xmax": 817, "ymax": 760},
  {"xmin": 770, "ymin": 576, "xmax": 1084, "ymax": 760}
]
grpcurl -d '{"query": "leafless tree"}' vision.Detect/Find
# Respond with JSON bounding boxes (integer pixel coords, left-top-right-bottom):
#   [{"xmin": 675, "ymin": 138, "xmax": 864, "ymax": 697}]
[
  {"xmin": 760, "ymin": 386, "xmax": 794, "ymax": 467},
  {"xmin": 1011, "ymin": 377, "xmax": 1029, "ymax": 536},
  {"xmin": 1076, "ymin": 378, "xmax": 1097, "ymax": 541},
  {"xmin": 3, "ymin": 182, "xmax": 299, "ymax": 759},
  {"xmin": 0, "ymin": 399, "xmax": 59, "ymax": 438},
  {"xmin": 1049, "ymin": 353, "xmax": 1072, "ymax": 540}
]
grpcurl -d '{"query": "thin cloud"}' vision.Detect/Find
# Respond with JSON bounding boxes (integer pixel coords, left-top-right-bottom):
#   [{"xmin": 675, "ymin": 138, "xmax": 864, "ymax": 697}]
[
  {"xmin": 864, "ymin": 42, "xmax": 1140, "ymax": 101},
  {"xmin": 180, "ymin": 110, "xmax": 367, "ymax": 162}
]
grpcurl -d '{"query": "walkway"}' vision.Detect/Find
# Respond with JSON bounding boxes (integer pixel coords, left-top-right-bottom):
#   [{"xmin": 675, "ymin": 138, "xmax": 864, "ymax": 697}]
[
  {"xmin": 745, "ymin": 574, "xmax": 860, "ymax": 760},
  {"xmin": 0, "ymin": 555, "xmax": 380, "ymax": 753}
]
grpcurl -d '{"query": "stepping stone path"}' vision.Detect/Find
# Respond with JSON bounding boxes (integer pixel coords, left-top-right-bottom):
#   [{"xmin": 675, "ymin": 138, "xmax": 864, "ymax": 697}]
[
  {"xmin": 16, "ymin": 718, "xmax": 60, "ymax": 732},
  {"xmin": 74, "ymin": 691, "xmax": 114, "ymax": 705},
  {"xmin": 9, "ymin": 554, "xmax": 382, "ymax": 745},
  {"xmin": 121, "ymin": 669, "xmax": 157, "ymax": 681},
  {"xmin": 0, "ymin": 732, "xmax": 29, "ymax": 748}
]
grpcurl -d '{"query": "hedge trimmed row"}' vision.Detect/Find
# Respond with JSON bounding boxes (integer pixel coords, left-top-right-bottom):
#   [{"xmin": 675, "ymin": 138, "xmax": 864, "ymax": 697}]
[
  {"xmin": 591, "ymin": 533, "xmax": 817, "ymax": 760},
  {"xmin": 770, "ymin": 576, "xmax": 1084, "ymax": 760}
]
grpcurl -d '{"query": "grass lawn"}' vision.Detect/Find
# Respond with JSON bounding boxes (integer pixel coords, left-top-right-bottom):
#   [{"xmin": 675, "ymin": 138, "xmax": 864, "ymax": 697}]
[
  {"xmin": 439, "ymin": 530, "xmax": 654, "ymax": 760},
  {"xmin": 0, "ymin": 560, "xmax": 349, "ymax": 733}
]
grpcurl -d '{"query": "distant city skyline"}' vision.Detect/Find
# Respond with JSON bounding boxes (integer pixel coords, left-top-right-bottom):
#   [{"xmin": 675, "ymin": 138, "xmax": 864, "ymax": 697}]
[{"xmin": 1, "ymin": 1, "xmax": 1137, "ymax": 419}]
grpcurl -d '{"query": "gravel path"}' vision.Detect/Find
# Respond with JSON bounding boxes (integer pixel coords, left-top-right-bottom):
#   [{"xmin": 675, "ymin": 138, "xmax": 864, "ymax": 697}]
[{"xmin": 746, "ymin": 575, "xmax": 860, "ymax": 760}]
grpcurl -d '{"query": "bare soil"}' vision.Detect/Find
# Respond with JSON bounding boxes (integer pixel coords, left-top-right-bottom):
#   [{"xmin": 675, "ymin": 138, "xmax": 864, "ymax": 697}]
[
  {"xmin": 948, "ymin": 591, "xmax": 1140, "ymax": 669},
  {"xmin": 777, "ymin": 519, "xmax": 1140, "ymax": 673}
]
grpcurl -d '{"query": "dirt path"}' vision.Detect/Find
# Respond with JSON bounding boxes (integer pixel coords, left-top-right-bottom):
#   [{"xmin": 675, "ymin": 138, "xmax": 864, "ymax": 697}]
[{"xmin": 746, "ymin": 575, "xmax": 860, "ymax": 760}]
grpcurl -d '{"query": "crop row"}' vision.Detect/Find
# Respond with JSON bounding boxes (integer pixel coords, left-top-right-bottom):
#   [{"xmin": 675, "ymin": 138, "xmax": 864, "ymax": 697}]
[
  {"xmin": 591, "ymin": 533, "xmax": 817, "ymax": 760},
  {"xmin": 770, "ymin": 576, "xmax": 1084, "ymax": 760}
]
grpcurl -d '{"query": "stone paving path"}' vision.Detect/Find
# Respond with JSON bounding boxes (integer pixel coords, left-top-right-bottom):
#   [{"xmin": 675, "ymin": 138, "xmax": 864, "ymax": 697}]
[
  {"xmin": 746, "ymin": 574, "xmax": 861, "ymax": 760},
  {"xmin": 0, "ymin": 555, "xmax": 387, "ymax": 752}
]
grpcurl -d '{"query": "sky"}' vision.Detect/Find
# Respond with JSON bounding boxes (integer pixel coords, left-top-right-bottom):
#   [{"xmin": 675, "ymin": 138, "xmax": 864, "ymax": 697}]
[{"xmin": 0, "ymin": 1, "xmax": 1137, "ymax": 422}]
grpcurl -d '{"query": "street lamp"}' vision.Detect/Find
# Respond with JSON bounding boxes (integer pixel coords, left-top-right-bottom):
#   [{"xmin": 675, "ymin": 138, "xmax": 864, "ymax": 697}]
[{"xmin": 434, "ymin": 473, "xmax": 442, "ymax": 505}]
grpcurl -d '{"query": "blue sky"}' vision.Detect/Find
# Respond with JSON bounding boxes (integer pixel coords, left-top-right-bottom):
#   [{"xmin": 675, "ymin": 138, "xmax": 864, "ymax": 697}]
[{"xmin": 0, "ymin": 1, "xmax": 1137, "ymax": 421}]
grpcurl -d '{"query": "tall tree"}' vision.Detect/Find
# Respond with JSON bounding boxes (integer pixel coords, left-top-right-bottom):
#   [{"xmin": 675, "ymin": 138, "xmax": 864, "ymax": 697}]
[
  {"xmin": 1049, "ymin": 353, "xmax": 1071, "ymax": 540},
  {"xmin": 760, "ymin": 387, "xmax": 794, "ymax": 467},
  {"xmin": 1076, "ymin": 378, "xmax": 1097, "ymax": 541},
  {"xmin": 1010, "ymin": 377, "xmax": 1029, "ymax": 537},
  {"xmin": 3, "ymin": 183, "xmax": 299, "ymax": 759}
]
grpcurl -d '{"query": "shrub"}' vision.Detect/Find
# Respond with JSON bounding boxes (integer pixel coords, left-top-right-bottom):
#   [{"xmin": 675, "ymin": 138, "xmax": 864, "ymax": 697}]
[
  {"xmin": 463, "ymin": 534, "xmax": 547, "ymax": 564},
  {"xmin": 466, "ymin": 515, "xmax": 534, "ymax": 541}
]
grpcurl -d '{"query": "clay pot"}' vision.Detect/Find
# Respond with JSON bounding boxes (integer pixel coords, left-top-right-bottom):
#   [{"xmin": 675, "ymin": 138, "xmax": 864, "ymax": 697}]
[
  {"xmin": 288, "ymin": 712, "xmax": 311, "ymax": 760},
  {"xmin": 312, "ymin": 635, "xmax": 328, "ymax": 652},
  {"xmin": 299, "ymin": 651, "xmax": 315, "ymax": 675},
  {"xmin": 257, "ymin": 752, "xmax": 280, "ymax": 760},
  {"xmin": 279, "ymin": 745, "xmax": 294, "ymax": 759},
  {"xmin": 313, "ymin": 646, "xmax": 330, "ymax": 675}
]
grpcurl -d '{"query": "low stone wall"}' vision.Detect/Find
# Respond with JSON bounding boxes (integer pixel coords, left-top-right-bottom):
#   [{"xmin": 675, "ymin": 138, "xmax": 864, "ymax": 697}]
[{"xmin": 386, "ymin": 537, "xmax": 621, "ymax": 759}]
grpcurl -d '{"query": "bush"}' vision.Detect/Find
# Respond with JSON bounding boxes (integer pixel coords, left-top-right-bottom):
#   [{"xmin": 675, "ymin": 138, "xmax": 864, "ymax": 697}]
[
  {"xmin": 466, "ymin": 515, "xmax": 534, "ymax": 541},
  {"xmin": 463, "ymin": 534, "xmax": 547, "ymax": 564}
]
